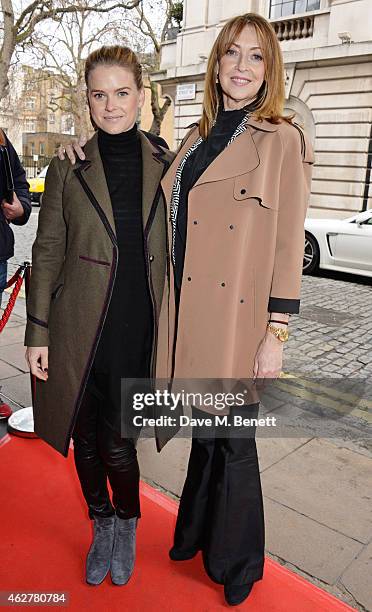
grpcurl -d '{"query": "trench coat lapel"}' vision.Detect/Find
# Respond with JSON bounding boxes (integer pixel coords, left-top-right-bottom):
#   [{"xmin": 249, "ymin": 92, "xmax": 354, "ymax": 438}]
[
  {"xmin": 75, "ymin": 132, "xmax": 116, "ymax": 239},
  {"xmin": 139, "ymin": 131, "xmax": 169, "ymax": 230},
  {"xmin": 193, "ymin": 116, "xmax": 278, "ymax": 188},
  {"xmin": 193, "ymin": 128, "xmax": 259, "ymax": 188},
  {"xmin": 161, "ymin": 116, "xmax": 279, "ymax": 201}
]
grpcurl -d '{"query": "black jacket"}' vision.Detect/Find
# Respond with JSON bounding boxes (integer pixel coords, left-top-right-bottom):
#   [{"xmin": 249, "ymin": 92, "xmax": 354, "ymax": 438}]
[{"xmin": 0, "ymin": 135, "xmax": 31, "ymax": 262}]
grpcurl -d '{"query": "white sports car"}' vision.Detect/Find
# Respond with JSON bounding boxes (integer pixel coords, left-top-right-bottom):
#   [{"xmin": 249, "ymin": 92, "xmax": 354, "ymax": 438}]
[{"xmin": 303, "ymin": 209, "xmax": 372, "ymax": 278}]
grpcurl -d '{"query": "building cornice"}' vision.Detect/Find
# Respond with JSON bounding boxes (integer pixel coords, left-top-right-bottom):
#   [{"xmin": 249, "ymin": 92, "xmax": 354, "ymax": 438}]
[{"xmin": 153, "ymin": 40, "xmax": 372, "ymax": 85}]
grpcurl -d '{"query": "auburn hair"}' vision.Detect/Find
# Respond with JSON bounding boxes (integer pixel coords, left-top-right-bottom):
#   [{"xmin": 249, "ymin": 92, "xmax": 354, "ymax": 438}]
[
  {"xmin": 85, "ymin": 45, "xmax": 143, "ymax": 90},
  {"xmin": 200, "ymin": 13, "xmax": 295, "ymax": 139}
]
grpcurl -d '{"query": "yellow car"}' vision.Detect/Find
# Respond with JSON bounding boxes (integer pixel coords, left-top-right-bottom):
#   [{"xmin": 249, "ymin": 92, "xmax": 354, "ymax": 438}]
[{"xmin": 28, "ymin": 165, "xmax": 48, "ymax": 205}]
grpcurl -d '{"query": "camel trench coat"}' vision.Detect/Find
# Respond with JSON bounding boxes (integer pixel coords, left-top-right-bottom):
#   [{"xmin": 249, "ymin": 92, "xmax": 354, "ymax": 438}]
[
  {"xmin": 156, "ymin": 115, "xmax": 314, "ymax": 408},
  {"xmin": 24, "ymin": 131, "xmax": 174, "ymax": 457}
]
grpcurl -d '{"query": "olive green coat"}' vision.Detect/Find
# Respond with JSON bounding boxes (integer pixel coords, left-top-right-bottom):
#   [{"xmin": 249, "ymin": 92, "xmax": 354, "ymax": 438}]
[{"xmin": 24, "ymin": 131, "xmax": 174, "ymax": 457}]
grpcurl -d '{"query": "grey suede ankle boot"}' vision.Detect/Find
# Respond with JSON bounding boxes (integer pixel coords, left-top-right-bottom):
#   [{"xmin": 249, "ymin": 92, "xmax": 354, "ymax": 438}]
[
  {"xmin": 86, "ymin": 515, "xmax": 115, "ymax": 585},
  {"xmin": 110, "ymin": 516, "xmax": 137, "ymax": 586}
]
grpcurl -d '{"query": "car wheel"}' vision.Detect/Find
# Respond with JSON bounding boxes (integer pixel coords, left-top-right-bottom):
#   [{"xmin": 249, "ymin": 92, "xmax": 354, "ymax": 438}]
[{"xmin": 303, "ymin": 232, "xmax": 320, "ymax": 274}]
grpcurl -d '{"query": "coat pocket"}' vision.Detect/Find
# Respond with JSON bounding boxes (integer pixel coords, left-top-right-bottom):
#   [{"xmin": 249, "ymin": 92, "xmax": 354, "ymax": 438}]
[
  {"xmin": 233, "ymin": 174, "xmax": 279, "ymax": 210},
  {"xmin": 78, "ymin": 255, "xmax": 111, "ymax": 266}
]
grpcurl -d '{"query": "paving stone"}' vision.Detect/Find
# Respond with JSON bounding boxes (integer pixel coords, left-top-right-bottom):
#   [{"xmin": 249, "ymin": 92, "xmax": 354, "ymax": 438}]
[
  {"xmin": 0, "ymin": 373, "xmax": 32, "ymax": 407},
  {"xmin": 0, "ymin": 318, "xmax": 24, "ymax": 329},
  {"xmin": 0, "ymin": 325, "xmax": 26, "ymax": 347},
  {"xmin": 138, "ymin": 436, "xmax": 191, "ymax": 498},
  {"xmin": 257, "ymin": 437, "xmax": 310, "ymax": 471},
  {"xmin": 264, "ymin": 497, "xmax": 363, "ymax": 585},
  {"xmin": 261, "ymin": 438, "xmax": 372, "ymax": 543},
  {"xmin": 357, "ymin": 356, "xmax": 371, "ymax": 365},
  {"xmin": 307, "ymin": 350, "xmax": 325, "ymax": 358},
  {"xmin": 0, "ymin": 343, "xmax": 28, "ymax": 373},
  {"xmin": 340, "ymin": 541, "xmax": 372, "ymax": 610},
  {"xmin": 0, "ymin": 359, "xmax": 21, "ymax": 380}
]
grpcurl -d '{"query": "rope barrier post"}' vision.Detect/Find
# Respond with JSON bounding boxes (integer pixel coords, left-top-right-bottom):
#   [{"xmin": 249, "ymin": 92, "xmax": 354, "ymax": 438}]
[
  {"xmin": 6, "ymin": 260, "xmax": 37, "ymax": 438},
  {"xmin": 24, "ymin": 260, "xmax": 31, "ymax": 303}
]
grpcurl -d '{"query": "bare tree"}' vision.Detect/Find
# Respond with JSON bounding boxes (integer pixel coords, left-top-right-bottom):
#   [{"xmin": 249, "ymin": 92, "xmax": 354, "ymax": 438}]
[
  {"xmin": 29, "ymin": 6, "xmax": 124, "ymax": 134},
  {"xmin": 0, "ymin": 0, "xmax": 142, "ymax": 102},
  {"xmin": 129, "ymin": 0, "xmax": 181, "ymax": 135}
]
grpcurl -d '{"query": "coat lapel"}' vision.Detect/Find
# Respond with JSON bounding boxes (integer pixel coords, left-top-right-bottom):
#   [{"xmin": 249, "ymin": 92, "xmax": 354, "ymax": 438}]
[
  {"xmin": 139, "ymin": 131, "xmax": 169, "ymax": 230},
  {"xmin": 73, "ymin": 132, "xmax": 116, "ymax": 239},
  {"xmin": 74, "ymin": 130, "xmax": 170, "ymax": 240},
  {"xmin": 193, "ymin": 115, "xmax": 278, "ymax": 188},
  {"xmin": 161, "ymin": 116, "xmax": 279, "ymax": 200}
]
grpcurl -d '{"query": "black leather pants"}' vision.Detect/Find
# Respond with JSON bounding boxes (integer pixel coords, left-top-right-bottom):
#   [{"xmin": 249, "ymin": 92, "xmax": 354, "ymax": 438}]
[
  {"xmin": 72, "ymin": 371, "xmax": 141, "ymax": 520},
  {"xmin": 173, "ymin": 405, "xmax": 265, "ymax": 585}
]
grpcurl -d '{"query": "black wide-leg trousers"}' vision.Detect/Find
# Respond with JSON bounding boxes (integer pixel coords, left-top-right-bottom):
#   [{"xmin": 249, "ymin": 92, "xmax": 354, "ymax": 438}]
[
  {"xmin": 71, "ymin": 371, "xmax": 141, "ymax": 521},
  {"xmin": 173, "ymin": 405, "xmax": 265, "ymax": 585}
]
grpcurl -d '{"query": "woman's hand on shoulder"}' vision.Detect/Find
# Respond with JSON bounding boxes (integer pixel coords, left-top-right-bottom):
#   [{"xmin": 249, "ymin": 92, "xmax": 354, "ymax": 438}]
[
  {"xmin": 25, "ymin": 347, "xmax": 49, "ymax": 381},
  {"xmin": 57, "ymin": 134, "xmax": 88, "ymax": 165}
]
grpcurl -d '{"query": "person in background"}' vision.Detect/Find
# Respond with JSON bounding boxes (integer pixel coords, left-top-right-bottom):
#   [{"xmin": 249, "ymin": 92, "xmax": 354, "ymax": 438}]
[{"xmin": 0, "ymin": 130, "xmax": 31, "ymax": 309}]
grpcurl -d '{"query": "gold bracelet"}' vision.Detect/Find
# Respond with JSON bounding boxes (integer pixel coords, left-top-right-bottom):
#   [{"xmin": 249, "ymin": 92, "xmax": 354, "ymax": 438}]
[{"xmin": 267, "ymin": 323, "xmax": 289, "ymax": 343}]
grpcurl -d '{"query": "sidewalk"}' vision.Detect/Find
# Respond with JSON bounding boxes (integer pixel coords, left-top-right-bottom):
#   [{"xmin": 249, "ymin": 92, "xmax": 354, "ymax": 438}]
[{"xmin": 0, "ymin": 295, "xmax": 371, "ymax": 611}]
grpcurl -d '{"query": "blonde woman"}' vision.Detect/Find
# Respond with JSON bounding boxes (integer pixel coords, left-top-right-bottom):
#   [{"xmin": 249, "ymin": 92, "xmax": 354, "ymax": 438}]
[{"xmin": 25, "ymin": 46, "xmax": 173, "ymax": 586}]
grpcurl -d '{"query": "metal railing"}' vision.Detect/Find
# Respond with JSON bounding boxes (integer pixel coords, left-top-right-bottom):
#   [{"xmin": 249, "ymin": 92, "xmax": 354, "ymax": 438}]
[{"xmin": 19, "ymin": 155, "xmax": 52, "ymax": 179}]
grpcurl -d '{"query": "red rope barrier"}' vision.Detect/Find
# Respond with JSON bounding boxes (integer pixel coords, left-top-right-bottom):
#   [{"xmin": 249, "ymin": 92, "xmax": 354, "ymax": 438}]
[
  {"xmin": 0, "ymin": 267, "xmax": 25, "ymax": 333},
  {"xmin": 6, "ymin": 267, "xmax": 22, "ymax": 289}
]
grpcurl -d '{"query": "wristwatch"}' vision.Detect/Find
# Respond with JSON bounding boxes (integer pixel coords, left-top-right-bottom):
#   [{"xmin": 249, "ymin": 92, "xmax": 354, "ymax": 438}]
[{"xmin": 267, "ymin": 323, "xmax": 289, "ymax": 343}]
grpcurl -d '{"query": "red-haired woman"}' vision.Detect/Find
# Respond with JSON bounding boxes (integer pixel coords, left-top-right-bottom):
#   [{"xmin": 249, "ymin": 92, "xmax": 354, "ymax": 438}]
[{"xmin": 157, "ymin": 12, "xmax": 314, "ymax": 606}]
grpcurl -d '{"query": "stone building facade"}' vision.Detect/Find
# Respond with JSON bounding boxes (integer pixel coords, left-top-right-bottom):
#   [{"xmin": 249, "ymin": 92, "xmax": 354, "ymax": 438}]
[{"xmin": 153, "ymin": 0, "xmax": 372, "ymax": 218}]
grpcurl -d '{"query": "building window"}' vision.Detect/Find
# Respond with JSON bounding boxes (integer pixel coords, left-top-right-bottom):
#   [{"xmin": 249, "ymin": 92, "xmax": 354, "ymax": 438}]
[
  {"xmin": 30, "ymin": 142, "xmax": 35, "ymax": 155},
  {"xmin": 25, "ymin": 119, "xmax": 36, "ymax": 132},
  {"xmin": 24, "ymin": 80, "xmax": 34, "ymax": 92},
  {"xmin": 49, "ymin": 90, "xmax": 57, "ymax": 106},
  {"xmin": 25, "ymin": 97, "xmax": 36, "ymax": 110},
  {"xmin": 270, "ymin": 0, "xmax": 320, "ymax": 19},
  {"xmin": 62, "ymin": 114, "xmax": 74, "ymax": 134},
  {"xmin": 39, "ymin": 142, "xmax": 45, "ymax": 155},
  {"xmin": 48, "ymin": 113, "xmax": 55, "ymax": 125}
]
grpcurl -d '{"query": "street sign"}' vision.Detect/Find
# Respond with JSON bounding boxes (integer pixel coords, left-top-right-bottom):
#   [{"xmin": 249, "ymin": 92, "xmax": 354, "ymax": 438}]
[{"xmin": 176, "ymin": 83, "xmax": 196, "ymax": 101}]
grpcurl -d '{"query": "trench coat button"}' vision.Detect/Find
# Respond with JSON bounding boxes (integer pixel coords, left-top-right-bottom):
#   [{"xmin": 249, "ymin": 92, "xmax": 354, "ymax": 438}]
[
  {"xmin": 240, "ymin": 188, "xmax": 246, "ymax": 195},
  {"xmin": 221, "ymin": 282, "xmax": 226, "ymax": 287},
  {"xmin": 229, "ymin": 225, "xmax": 234, "ymax": 229},
  {"xmin": 187, "ymin": 276, "xmax": 191, "ymax": 281},
  {"xmin": 240, "ymin": 299, "xmax": 244, "ymax": 303},
  {"xmin": 149, "ymin": 255, "xmax": 154, "ymax": 262},
  {"xmin": 193, "ymin": 220, "xmax": 198, "ymax": 225}
]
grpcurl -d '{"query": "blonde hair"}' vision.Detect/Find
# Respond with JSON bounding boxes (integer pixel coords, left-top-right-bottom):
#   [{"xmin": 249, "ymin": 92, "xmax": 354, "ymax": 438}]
[
  {"xmin": 200, "ymin": 13, "xmax": 294, "ymax": 139},
  {"xmin": 85, "ymin": 45, "xmax": 143, "ymax": 90}
]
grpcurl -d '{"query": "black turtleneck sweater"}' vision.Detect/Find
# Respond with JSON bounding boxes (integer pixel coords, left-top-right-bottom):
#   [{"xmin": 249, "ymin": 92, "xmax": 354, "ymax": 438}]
[
  {"xmin": 92, "ymin": 125, "xmax": 153, "ymax": 384},
  {"xmin": 174, "ymin": 105, "xmax": 248, "ymax": 292}
]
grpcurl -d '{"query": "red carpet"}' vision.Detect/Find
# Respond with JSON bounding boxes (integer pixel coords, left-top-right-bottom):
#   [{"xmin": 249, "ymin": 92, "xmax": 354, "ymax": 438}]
[{"xmin": 0, "ymin": 435, "xmax": 356, "ymax": 611}]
